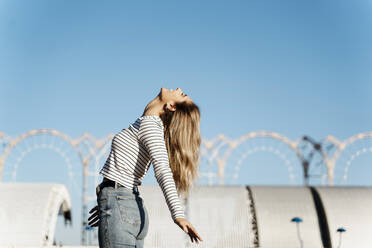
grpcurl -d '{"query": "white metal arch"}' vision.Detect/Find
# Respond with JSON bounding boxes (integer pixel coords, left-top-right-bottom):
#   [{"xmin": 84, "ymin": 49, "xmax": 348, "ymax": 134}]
[
  {"xmin": 0, "ymin": 129, "xmax": 114, "ymax": 245},
  {"xmin": 0, "ymin": 129, "xmax": 80, "ymax": 178},
  {"xmin": 323, "ymin": 132, "xmax": 372, "ymax": 185},
  {"xmin": 0, "ymin": 183, "xmax": 72, "ymax": 247},
  {"xmin": 201, "ymin": 131, "xmax": 303, "ymax": 185}
]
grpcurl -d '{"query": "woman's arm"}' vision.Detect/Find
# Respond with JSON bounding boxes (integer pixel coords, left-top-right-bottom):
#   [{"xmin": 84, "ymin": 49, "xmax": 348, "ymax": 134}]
[{"xmin": 138, "ymin": 118, "xmax": 185, "ymax": 222}]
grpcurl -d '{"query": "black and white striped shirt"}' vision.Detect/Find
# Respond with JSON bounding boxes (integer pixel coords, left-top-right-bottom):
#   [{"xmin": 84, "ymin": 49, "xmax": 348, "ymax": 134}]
[{"xmin": 99, "ymin": 115, "xmax": 185, "ymax": 221}]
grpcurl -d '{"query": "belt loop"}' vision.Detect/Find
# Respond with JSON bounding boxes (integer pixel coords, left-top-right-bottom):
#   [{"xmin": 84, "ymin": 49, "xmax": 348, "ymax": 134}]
[
  {"xmin": 133, "ymin": 185, "xmax": 139, "ymax": 194},
  {"xmin": 114, "ymin": 181, "xmax": 118, "ymax": 189}
]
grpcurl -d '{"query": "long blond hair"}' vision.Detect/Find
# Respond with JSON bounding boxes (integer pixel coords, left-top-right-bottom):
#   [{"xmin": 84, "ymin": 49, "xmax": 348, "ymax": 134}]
[{"xmin": 159, "ymin": 101, "xmax": 201, "ymax": 197}]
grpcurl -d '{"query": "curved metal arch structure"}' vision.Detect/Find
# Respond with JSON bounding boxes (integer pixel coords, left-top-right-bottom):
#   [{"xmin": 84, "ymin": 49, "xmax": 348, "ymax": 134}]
[
  {"xmin": 323, "ymin": 132, "xmax": 372, "ymax": 185},
  {"xmin": 0, "ymin": 128, "xmax": 114, "ymax": 245},
  {"xmin": 1, "ymin": 129, "xmax": 372, "ymax": 245},
  {"xmin": 201, "ymin": 131, "xmax": 303, "ymax": 185},
  {"xmin": 0, "ymin": 129, "xmax": 77, "ymax": 178},
  {"xmin": 0, "ymin": 183, "xmax": 72, "ymax": 247},
  {"xmin": 0, "ymin": 129, "xmax": 111, "ymax": 177}
]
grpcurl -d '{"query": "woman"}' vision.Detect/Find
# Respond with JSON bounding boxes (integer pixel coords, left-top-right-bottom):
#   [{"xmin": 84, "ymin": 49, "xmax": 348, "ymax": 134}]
[{"xmin": 88, "ymin": 87, "xmax": 203, "ymax": 247}]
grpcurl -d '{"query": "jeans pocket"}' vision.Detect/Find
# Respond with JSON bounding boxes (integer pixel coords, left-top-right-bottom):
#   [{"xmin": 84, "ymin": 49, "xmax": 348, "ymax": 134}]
[{"xmin": 116, "ymin": 195, "xmax": 141, "ymax": 227}]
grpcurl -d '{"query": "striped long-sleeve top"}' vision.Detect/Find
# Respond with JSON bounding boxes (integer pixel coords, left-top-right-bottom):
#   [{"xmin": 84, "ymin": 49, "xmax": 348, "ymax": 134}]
[{"xmin": 99, "ymin": 115, "xmax": 185, "ymax": 222}]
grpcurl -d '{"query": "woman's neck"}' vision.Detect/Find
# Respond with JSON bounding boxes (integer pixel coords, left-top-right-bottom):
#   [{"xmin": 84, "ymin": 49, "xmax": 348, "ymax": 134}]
[{"xmin": 142, "ymin": 96, "xmax": 164, "ymax": 117}]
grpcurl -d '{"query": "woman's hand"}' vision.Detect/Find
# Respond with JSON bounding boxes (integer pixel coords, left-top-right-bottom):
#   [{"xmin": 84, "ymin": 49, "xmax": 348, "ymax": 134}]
[
  {"xmin": 174, "ymin": 217, "xmax": 203, "ymax": 244},
  {"xmin": 88, "ymin": 205, "xmax": 99, "ymax": 227}
]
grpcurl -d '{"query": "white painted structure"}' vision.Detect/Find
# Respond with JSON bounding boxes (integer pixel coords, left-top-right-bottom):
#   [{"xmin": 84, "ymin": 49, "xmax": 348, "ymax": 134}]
[
  {"xmin": 139, "ymin": 185, "xmax": 188, "ymax": 247},
  {"xmin": 1, "ymin": 184, "xmax": 372, "ymax": 247},
  {"xmin": 315, "ymin": 186, "xmax": 372, "ymax": 248},
  {"xmin": 140, "ymin": 185, "xmax": 372, "ymax": 248},
  {"xmin": 0, "ymin": 183, "xmax": 72, "ymax": 247},
  {"xmin": 186, "ymin": 186, "xmax": 252, "ymax": 248},
  {"xmin": 249, "ymin": 186, "xmax": 323, "ymax": 248}
]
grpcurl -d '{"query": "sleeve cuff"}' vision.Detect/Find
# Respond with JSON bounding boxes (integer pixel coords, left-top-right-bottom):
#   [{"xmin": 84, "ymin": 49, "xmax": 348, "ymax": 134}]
[{"xmin": 172, "ymin": 212, "xmax": 186, "ymax": 222}]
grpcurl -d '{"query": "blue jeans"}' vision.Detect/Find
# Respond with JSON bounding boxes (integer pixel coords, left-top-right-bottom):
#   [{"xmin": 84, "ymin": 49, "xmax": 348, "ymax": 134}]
[{"xmin": 97, "ymin": 183, "xmax": 149, "ymax": 247}]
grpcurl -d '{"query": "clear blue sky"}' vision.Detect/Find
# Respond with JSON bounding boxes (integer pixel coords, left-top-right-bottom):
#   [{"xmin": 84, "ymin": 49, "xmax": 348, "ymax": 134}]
[{"xmin": 1, "ymin": 0, "xmax": 371, "ymax": 245}]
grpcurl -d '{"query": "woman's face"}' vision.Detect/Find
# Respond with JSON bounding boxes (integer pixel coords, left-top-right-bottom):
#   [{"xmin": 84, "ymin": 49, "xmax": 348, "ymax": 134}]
[{"xmin": 159, "ymin": 87, "xmax": 192, "ymax": 104}]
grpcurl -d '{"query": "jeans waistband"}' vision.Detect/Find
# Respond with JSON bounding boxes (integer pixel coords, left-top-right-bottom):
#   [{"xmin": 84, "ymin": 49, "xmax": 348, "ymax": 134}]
[{"xmin": 96, "ymin": 177, "xmax": 139, "ymax": 196}]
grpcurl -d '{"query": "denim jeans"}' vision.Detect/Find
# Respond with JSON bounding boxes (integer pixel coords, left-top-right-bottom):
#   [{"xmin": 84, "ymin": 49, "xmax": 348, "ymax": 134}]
[{"xmin": 97, "ymin": 183, "xmax": 149, "ymax": 247}]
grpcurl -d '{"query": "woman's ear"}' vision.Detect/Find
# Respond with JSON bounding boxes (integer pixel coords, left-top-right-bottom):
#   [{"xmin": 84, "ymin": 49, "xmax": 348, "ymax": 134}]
[{"xmin": 166, "ymin": 102, "xmax": 176, "ymax": 112}]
